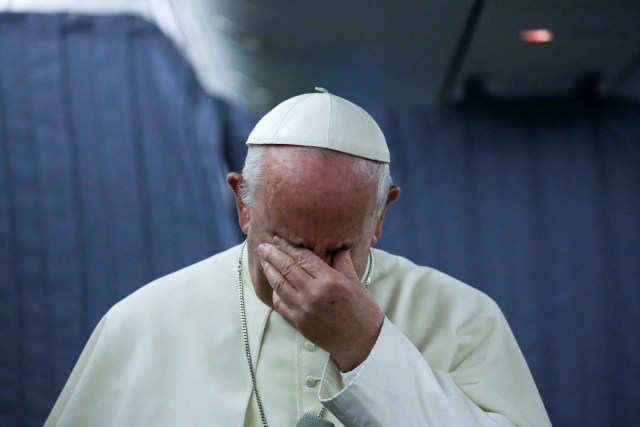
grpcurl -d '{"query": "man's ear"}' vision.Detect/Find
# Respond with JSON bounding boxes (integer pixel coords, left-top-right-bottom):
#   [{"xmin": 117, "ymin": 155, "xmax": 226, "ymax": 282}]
[
  {"xmin": 227, "ymin": 172, "xmax": 250, "ymax": 235},
  {"xmin": 370, "ymin": 185, "xmax": 401, "ymax": 245}
]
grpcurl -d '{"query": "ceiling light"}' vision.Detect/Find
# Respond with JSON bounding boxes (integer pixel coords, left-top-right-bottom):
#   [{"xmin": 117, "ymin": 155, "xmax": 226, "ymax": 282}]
[{"xmin": 519, "ymin": 29, "xmax": 554, "ymax": 43}]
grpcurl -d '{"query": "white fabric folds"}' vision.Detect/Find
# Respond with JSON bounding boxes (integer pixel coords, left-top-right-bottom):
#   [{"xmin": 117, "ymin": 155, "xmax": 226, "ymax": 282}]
[{"xmin": 45, "ymin": 245, "xmax": 551, "ymax": 426}]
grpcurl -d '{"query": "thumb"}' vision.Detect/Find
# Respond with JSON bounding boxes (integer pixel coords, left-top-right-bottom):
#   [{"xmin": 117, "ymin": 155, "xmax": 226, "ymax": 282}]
[{"xmin": 332, "ymin": 249, "xmax": 360, "ymax": 283}]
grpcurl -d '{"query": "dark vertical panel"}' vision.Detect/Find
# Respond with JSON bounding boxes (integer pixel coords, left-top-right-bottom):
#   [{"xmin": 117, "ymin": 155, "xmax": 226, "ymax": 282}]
[
  {"xmin": 27, "ymin": 14, "xmax": 85, "ymax": 425},
  {"xmin": 0, "ymin": 14, "xmax": 24, "ymax": 427},
  {"xmin": 462, "ymin": 103, "xmax": 517, "ymax": 302},
  {"xmin": 135, "ymin": 23, "xmax": 214, "ymax": 273},
  {"xmin": 130, "ymin": 22, "xmax": 180, "ymax": 279},
  {"xmin": 567, "ymin": 105, "xmax": 610, "ymax": 427},
  {"xmin": 88, "ymin": 17, "xmax": 137, "ymax": 303},
  {"xmin": 600, "ymin": 104, "xmax": 640, "ymax": 426},
  {"xmin": 500, "ymin": 121, "xmax": 550, "ymax": 391},
  {"xmin": 430, "ymin": 107, "xmax": 479, "ymax": 280},
  {"xmin": 64, "ymin": 16, "xmax": 116, "ymax": 325},
  {"xmin": 90, "ymin": 16, "xmax": 149, "ymax": 307},
  {"xmin": 527, "ymin": 105, "xmax": 585, "ymax": 425},
  {"xmin": 7, "ymin": 15, "xmax": 48, "ymax": 427}
]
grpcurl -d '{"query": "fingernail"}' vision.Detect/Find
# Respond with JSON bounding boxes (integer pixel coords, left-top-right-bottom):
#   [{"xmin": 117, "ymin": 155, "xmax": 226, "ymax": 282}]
[
  {"xmin": 272, "ymin": 235, "xmax": 282, "ymax": 245},
  {"xmin": 257, "ymin": 244, "xmax": 266, "ymax": 256}
]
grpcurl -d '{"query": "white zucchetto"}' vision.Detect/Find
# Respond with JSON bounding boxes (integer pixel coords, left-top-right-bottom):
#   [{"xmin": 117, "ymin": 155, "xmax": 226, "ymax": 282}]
[{"xmin": 246, "ymin": 87, "xmax": 390, "ymax": 164}]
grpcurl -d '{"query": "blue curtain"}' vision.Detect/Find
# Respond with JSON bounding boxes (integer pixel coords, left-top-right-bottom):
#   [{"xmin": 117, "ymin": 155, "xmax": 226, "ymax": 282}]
[
  {"xmin": 1, "ymin": 12, "xmax": 639, "ymax": 427},
  {"xmin": 370, "ymin": 98, "xmax": 640, "ymax": 426},
  {"xmin": 0, "ymin": 13, "xmax": 252, "ymax": 426}
]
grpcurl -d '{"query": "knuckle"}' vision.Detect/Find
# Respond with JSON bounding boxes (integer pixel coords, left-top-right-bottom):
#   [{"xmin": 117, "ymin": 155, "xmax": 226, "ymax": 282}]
[
  {"xmin": 272, "ymin": 277, "xmax": 288, "ymax": 293},
  {"xmin": 299, "ymin": 298, "xmax": 316, "ymax": 315},
  {"xmin": 280, "ymin": 259, "xmax": 296, "ymax": 277},
  {"xmin": 297, "ymin": 251, "xmax": 314, "ymax": 267},
  {"xmin": 306, "ymin": 286, "xmax": 324, "ymax": 303},
  {"xmin": 304, "ymin": 290, "xmax": 329, "ymax": 315}
]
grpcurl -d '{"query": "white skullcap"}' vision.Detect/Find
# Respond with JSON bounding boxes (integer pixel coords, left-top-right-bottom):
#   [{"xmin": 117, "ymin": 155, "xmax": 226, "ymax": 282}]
[{"xmin": 246, "ymin": 87, "xmax": 390, "ymax": 163}]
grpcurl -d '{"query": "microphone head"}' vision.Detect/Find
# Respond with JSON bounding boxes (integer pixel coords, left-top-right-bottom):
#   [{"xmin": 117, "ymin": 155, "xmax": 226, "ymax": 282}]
[{"xmin": 295, "ymin": 412, "xmax": 335, "ymax": 427}]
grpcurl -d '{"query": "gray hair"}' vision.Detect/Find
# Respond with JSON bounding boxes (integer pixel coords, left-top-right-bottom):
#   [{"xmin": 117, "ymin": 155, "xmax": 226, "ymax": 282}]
[{"xmin": 239, "ymin": 146, "xmax": 393, "ymax": 217}]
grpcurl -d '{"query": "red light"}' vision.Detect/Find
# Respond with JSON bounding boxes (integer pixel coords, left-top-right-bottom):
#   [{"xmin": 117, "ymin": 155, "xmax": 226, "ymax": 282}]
[{"xmin": 519, "ymin": 29, "xmax": 554, "ymax": 43}]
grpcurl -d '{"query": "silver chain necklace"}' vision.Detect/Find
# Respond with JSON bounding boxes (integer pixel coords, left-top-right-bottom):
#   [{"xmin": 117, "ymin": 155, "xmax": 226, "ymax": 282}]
[{"xmin": 237, "ymin": 241, "xmax": 374, "ymax": 427}]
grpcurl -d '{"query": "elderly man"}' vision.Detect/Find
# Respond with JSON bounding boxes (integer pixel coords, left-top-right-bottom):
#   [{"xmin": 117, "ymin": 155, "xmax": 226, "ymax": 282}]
[{"xmin": 46, "ymin": 89, "xmax": 551, "ymax": 426}]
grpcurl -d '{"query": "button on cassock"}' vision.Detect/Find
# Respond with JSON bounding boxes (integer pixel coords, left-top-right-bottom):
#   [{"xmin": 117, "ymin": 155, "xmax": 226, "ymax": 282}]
[{"xmin": 304, "ymin": 376, "xmax": 318, "ymax": 388}]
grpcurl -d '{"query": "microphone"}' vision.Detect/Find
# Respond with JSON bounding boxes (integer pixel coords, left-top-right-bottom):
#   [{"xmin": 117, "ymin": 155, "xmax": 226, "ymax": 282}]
[{"xmin": 296, "ymin": 412, "xmax": 335, "ymax": 427}]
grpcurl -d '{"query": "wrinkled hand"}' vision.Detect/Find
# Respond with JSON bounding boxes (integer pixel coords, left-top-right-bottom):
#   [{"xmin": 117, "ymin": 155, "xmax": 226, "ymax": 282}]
[{"xmin": 257, "ymin": 236, "xmax": 384, "ymax": 371}]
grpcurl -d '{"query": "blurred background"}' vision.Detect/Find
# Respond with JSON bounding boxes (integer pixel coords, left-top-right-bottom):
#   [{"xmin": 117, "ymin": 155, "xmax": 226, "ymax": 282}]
[{"xmin": 1, "ymin": 1, "xmax": 639, "ymax": 425}]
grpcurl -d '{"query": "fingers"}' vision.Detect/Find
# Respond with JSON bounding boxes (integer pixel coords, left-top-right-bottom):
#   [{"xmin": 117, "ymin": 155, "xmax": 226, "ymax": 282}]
[
  {"xmin": 258, "ymin": 238, "xmax": 316, "ymax": 315},
  {"xmin": 271, "ymin": 272, "xmax": 295, "ymax": 321},
  {"xmin": 257, "ymin": 241, "xmax": 313, "ymax": 288},
  {"xmin": 331, "ymin": 249, "xmax": 360, "ymax": 283},
  {"xmin": 259, "ymin": 236, "xmax": 362, "ymax": 287},
  {"xmin": 260, "ymin": 257, "xmax": 298, "ymax": 302},
  {"xmin": 272, "ymin": 236, "xmax": 324, "ymax": 278}
]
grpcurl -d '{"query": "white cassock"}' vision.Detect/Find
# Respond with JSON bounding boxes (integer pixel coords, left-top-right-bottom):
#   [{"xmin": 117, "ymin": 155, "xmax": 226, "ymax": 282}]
[{"xmin": 45, "ymin": 244, "xmax": 551, "ymax": 426}]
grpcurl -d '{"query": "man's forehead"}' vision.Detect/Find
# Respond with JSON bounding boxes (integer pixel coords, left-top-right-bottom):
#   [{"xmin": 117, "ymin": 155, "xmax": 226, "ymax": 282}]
[
  {"xmin": 264, "ymin": 145, "xmax": 362, "ymax": 164},
  {"xmin": 261, "ymin": 146, "xmax": 376, "ymax": 187}
]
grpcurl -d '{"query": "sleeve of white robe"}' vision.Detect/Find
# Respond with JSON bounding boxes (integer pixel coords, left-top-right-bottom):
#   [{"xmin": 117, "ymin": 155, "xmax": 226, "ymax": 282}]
[{"xmin": 319, "ymin": 316, "xmax": 551, "ymax": 427}]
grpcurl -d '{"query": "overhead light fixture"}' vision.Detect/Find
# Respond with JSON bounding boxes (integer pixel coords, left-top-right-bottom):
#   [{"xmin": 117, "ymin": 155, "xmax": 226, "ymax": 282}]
[{"xmin": 519, "ymin": 29, "xmax": 554, "ymax": 43}]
